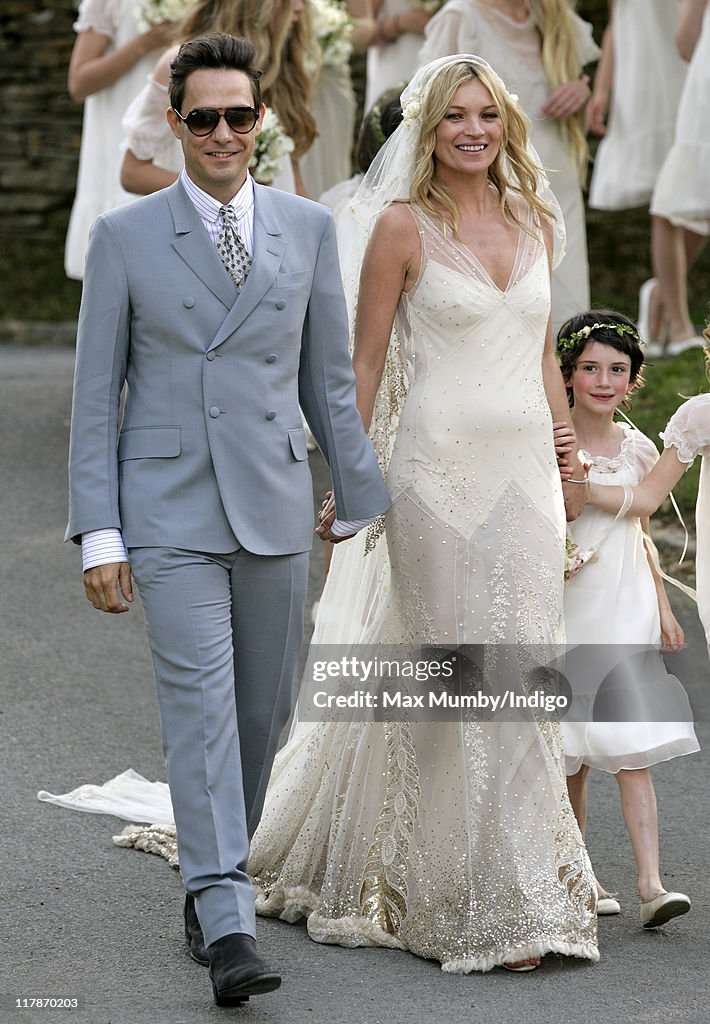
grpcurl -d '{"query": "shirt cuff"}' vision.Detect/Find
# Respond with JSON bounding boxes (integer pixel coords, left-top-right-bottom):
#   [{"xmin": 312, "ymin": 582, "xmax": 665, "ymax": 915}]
[
  {"xmin": 330, "ymin": 516, "xmax": 377, "ymax": 538},
  {"xmin": 81, "ymin": 529, "xmax": 128, "ymax": 571}
]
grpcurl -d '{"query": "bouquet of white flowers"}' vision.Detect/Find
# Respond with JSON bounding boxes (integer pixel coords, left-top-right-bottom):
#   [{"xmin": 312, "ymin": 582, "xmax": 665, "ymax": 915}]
[
  {"xmin": 310, "ymin": 0, "xmax": 353, "ymax": 67},
  {"xmin": 135, "ymin": 0, "xmax": 193, "ymax": 33},
  {"xmin": 250, "ymin": 108, "xmax": 295, "ymax": 184}
]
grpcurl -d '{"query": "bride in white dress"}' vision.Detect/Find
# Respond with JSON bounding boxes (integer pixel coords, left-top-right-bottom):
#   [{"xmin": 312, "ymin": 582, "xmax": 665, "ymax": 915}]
[
  {"xmin": 248, "ymin": 54, "xmax": 598, "ymax": 973},
  {"xmin": 418, "ymin": 0, "xmax": 600, "ymax": 332}
]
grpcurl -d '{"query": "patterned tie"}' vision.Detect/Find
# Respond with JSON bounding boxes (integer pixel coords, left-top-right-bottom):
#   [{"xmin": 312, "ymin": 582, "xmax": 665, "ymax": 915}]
[{"xmin": 216, "ymin": 204, "xmax": 252, "ymax": 291}]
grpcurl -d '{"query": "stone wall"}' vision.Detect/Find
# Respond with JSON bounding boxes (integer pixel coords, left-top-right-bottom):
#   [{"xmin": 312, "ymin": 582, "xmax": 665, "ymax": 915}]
[
  {"xmin": 0, "ymin": 0, "xmax": 608, "ymax": 249},
  {"xmin": 0, "ymin": 1, "xmax": 82, "ymax": 242}
]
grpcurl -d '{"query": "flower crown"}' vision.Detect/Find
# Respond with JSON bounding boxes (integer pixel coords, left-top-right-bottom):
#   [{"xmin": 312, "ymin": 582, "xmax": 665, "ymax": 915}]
[{"xmin": 556, "ymin": 322, "xmax": 642, "ymax": 355}]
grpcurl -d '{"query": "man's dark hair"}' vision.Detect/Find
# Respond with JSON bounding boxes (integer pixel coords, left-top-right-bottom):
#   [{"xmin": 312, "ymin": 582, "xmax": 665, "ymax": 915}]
[{"xmin": 169, "ymin": 33, "xmax": 262, "ymax": 113}]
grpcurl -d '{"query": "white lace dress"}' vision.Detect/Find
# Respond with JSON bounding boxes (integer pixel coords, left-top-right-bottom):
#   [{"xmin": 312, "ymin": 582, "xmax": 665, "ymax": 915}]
[
  {"xmin": 64, "ymin": 0, "xmax": 162, "ymax": 279},
  {"xmin": 419, "ymin": 0, "xmax": 600, "ymax": 330},
  {"xmin": 300, "ymin": 61, "xmax": 356, "ymax": 199},
  {"xmin": 248, "ymin": 202, "xmax": 598, "ymax": 971},
  {"xmin": 651, "ymin": 0, "xmax": 710, "ymax": 235},
  {"xmin": 561, "ymin": 425, "xmax": 699, "ymax": 774},
  {"xmin": 365, "ymin": 0, "xmax": 428, "ymax": 112},
  {"xmin": 588, "ymin": 0, "xmax": 687, "ymax": 211}
]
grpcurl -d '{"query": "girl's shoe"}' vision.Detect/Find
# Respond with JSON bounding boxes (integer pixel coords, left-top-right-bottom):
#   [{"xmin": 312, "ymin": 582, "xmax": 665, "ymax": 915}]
[
  {"xmin": 640, "ymin": 891, "xmax": 690, "ymax": 928},
  {"xmin": 665, "ymin": 334, "xmax": 706, "ymax": 356},
  {"xmin": 597, "ymin": 896, "xmax": 621, "ymax": 915}
]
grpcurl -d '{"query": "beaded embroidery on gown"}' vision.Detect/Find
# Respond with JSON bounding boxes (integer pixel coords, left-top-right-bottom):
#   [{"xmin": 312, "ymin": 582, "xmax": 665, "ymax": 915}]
[{"xmin": 248, "ymin": 199, "xmax": 599, "ymax": 971}]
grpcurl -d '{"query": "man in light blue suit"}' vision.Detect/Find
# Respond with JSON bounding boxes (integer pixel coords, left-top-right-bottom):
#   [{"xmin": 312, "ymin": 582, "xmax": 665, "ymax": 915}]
[{"xmin": 66, "ymin": 33, "xmax": 389, "ymax": 1007}]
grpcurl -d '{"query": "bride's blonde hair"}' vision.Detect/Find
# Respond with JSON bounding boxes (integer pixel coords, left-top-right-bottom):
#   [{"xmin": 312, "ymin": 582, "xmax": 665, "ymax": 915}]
[
  {"xmin": 410, "ymin": 60, "xmax": 554, "ymax": 236},
  {"xmin": 527, "ymin": 0, "xmax": 589, "ymax": 182}
]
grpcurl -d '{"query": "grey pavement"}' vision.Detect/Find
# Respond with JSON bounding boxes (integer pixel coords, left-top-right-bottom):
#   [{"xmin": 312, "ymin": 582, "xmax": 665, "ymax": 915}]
[{"xmin": 0, "ymin": 345, "xmax": 708, "ymax": 1024}]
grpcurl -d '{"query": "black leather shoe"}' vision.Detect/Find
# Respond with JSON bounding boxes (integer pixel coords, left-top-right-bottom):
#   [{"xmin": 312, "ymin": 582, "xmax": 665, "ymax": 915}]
[
  {"xmin": 183, "ymin": 894, "xmax": 209, "ymax": 966},
  {"xmin": 208, "ymin": 933, "xmax": 281, "ymax": 1006}
]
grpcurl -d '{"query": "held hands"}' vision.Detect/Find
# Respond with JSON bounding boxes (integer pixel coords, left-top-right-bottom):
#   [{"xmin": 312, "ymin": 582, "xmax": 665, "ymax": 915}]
[
  {"xmin": 540, "ymin": 77, "xmax": 591, "ymax": 119},
  {"xmin": 552, "ymin": 420, "xmax": 576, "ymax": 469},
  {"xmin": 553, "ymin": 421, "xmax": 589, "ymax": 522},
  {"xmin": 83, "ymin": 561, "xmax": 133, "ymax": 613},
  {"xmin": 315, "ymin": 490, "xmax": 355, "ymax": 544}
]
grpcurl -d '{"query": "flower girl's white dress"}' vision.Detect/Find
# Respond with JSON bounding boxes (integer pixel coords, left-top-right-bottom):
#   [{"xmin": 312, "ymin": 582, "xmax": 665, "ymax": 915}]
[{"xmin": 562, "ymin": 424, "xmax": 699, "ymax": 773}]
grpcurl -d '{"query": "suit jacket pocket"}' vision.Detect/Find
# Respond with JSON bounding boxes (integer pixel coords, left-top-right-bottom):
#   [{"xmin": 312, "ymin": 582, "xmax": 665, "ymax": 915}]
[
  {"xmin": 288, "ymin": 427, "xmax": 309, "ymax": 461},
  {"xmin": 275, "ymin": 270, "xmax": 310, "ymax": 289},
  {"xmin": 118, "ymin": 426, "xmax": 181, "ymax": 461}
]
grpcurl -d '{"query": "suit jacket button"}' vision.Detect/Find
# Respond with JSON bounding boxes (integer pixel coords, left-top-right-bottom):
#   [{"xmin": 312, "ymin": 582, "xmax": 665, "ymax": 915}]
[
  {"xmin": 206, "ymin": 351, "xmax": 216, "ymax": 361},
  {"xmin": 209, "ymin": 406, "xmax": 221, "ymax": 418},
  {"xmin": 265, "ymin": 354, "xmax": 277, "ymax": 363},
  {"xmin": 275, "ymin": 300, "xmax": 286, "ymax": 310},
  {"xmin": 183, "ymin": 296, "xmax": 195, "ymax": 308},
  {"xmin": 265, "ymin": 411, "xmax": 277, "ymax": 421}
]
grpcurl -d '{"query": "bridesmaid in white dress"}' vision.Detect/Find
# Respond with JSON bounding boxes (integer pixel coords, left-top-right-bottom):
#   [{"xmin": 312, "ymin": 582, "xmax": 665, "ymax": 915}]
[
  {"xmin": 586, "ymin": 342, "xmax": 710, "ymax": 654},
  {"xmin": 365, "ymin": 1, "xmax": 435, "ymax": 111},
  {"xmin": 588, "ymin": 0, "xmax": 687, "ymax": 212},
  {"xmin": 555, "ymin": 312, "xmax": 697, "ymax": 929},
  {"xmin": 300, "ymin": 1, "xmax": 376, "ymax": 199},
  {"xmin": 419, "ymin": 0, "xmax": 600, "ymax": 331},
  {"xmin": 120, "ymin": 0, "xmax": 318, "ymax": 196},
  {"xmin": 647, "ymin": 0, "xmax": 710, "ymax": 354},
  {"xmin": 64, "ymin": 0, "xmax": 175, "ymax": 279},
  {"xmin": 249, "ymin": 55, "xmax": 598, "ymax": 974}
]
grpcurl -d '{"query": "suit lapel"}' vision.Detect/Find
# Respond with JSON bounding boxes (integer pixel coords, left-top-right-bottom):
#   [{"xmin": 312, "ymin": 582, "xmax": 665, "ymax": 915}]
[
  {"xmin": 167, "ymin": 181, "xmax": 237, "ymax": 311},
  {"xmin": 208, "ymin": 184, "xmax": 287, "ymax": 351}
]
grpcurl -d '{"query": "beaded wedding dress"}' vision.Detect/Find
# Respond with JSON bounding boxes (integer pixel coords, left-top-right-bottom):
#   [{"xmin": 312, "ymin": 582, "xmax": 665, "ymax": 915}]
[{"xmin": 248, "ymin": 198, "xmax": 599, "ymax": 971}]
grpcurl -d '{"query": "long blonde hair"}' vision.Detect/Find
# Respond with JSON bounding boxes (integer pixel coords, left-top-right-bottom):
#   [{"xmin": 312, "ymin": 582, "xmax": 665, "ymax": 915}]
[
  {"xmin": 178, "ymin": 0, "xmax": 318, "ymax": 157},
  {"xmin": 526, "ymin": 0, "xmax": 588, "ymax": 181},
  {"xmin": 410, "ymin": 60, "xmax": 554, "ymax": 236}
]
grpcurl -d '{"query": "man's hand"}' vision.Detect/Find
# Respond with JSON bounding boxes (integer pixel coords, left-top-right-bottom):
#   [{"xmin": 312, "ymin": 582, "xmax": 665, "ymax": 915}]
[
  {"xmin": 83, "ymin": 561, "xmax": 133, "ymax": 613},
  {"xmin": 315, "ymin": 490, "xmax": 355, "ymax": 544}
]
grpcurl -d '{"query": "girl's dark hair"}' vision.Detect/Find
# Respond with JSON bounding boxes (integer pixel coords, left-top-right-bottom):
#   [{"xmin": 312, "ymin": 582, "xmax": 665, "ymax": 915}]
[
  {"xmin": 556, "ymin": 308, "xmax": 646, "ymax": 408},
  {"xmin": 356, "ymin": 87, "xmax": 404, "ymax": 173}
]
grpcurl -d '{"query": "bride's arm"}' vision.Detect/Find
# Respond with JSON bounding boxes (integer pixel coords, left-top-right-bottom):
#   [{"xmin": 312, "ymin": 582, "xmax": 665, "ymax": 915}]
[
  {"xmin": 351, "ymin": 204, "xmax": 419, "ymax": 431},
  {"xmin": 539, "ymin": 225, "xmax": 585, "ymax": 519},
  {"xmin": 589, "ymin": 446, "xmax": 688, "ymax": 516}
]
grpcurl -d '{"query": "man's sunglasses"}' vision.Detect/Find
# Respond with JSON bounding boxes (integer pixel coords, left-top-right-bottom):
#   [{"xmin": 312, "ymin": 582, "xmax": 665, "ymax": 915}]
[{"xmin": 172, "ymin": 106, "xmax": 260, "ymax": 136}]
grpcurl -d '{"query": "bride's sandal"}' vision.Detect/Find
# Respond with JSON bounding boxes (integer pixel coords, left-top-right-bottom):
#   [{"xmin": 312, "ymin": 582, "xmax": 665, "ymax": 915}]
[{"xmin": 501, "ymin": 957, "xmax": 541, "ymax": 972}]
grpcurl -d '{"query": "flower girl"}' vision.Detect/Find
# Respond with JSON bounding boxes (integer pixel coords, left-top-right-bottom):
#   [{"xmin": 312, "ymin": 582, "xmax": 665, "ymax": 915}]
[{"xmin": 556, "ymin": 310, "xmax": 698, "ymax": 928}]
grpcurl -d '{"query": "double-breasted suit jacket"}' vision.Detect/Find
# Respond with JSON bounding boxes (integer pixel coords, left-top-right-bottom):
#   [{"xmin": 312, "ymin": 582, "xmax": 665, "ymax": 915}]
[{"xmin": 66, "ymin": 179, "xmax": 390, "ymax": 550}]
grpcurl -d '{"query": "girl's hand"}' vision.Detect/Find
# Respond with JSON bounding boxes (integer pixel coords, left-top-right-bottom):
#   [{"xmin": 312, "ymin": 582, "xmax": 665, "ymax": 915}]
[
  {"xmin": 140, "ymin": 20, "xmax": 177, "ymax": 54},
  {"xmin": 540, "ymin": 78, "xmax": 591, "ymax": 119},
  {"xmin": 553, "ymin": 420, "xmax": 576, "ymax": 463},
  {"xmin": 586, "ymin": 90, "xmax": 609, "ymax": 135},
  {"xmin": 659, "ymin": 608, "xmax": 685, "ymax": 654}
]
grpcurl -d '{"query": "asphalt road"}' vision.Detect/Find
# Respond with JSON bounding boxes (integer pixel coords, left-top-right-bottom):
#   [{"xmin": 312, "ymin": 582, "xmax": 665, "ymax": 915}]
[{"xmin": 1, "ymin": 345, "xmax": 708, "ymax": 1024}]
